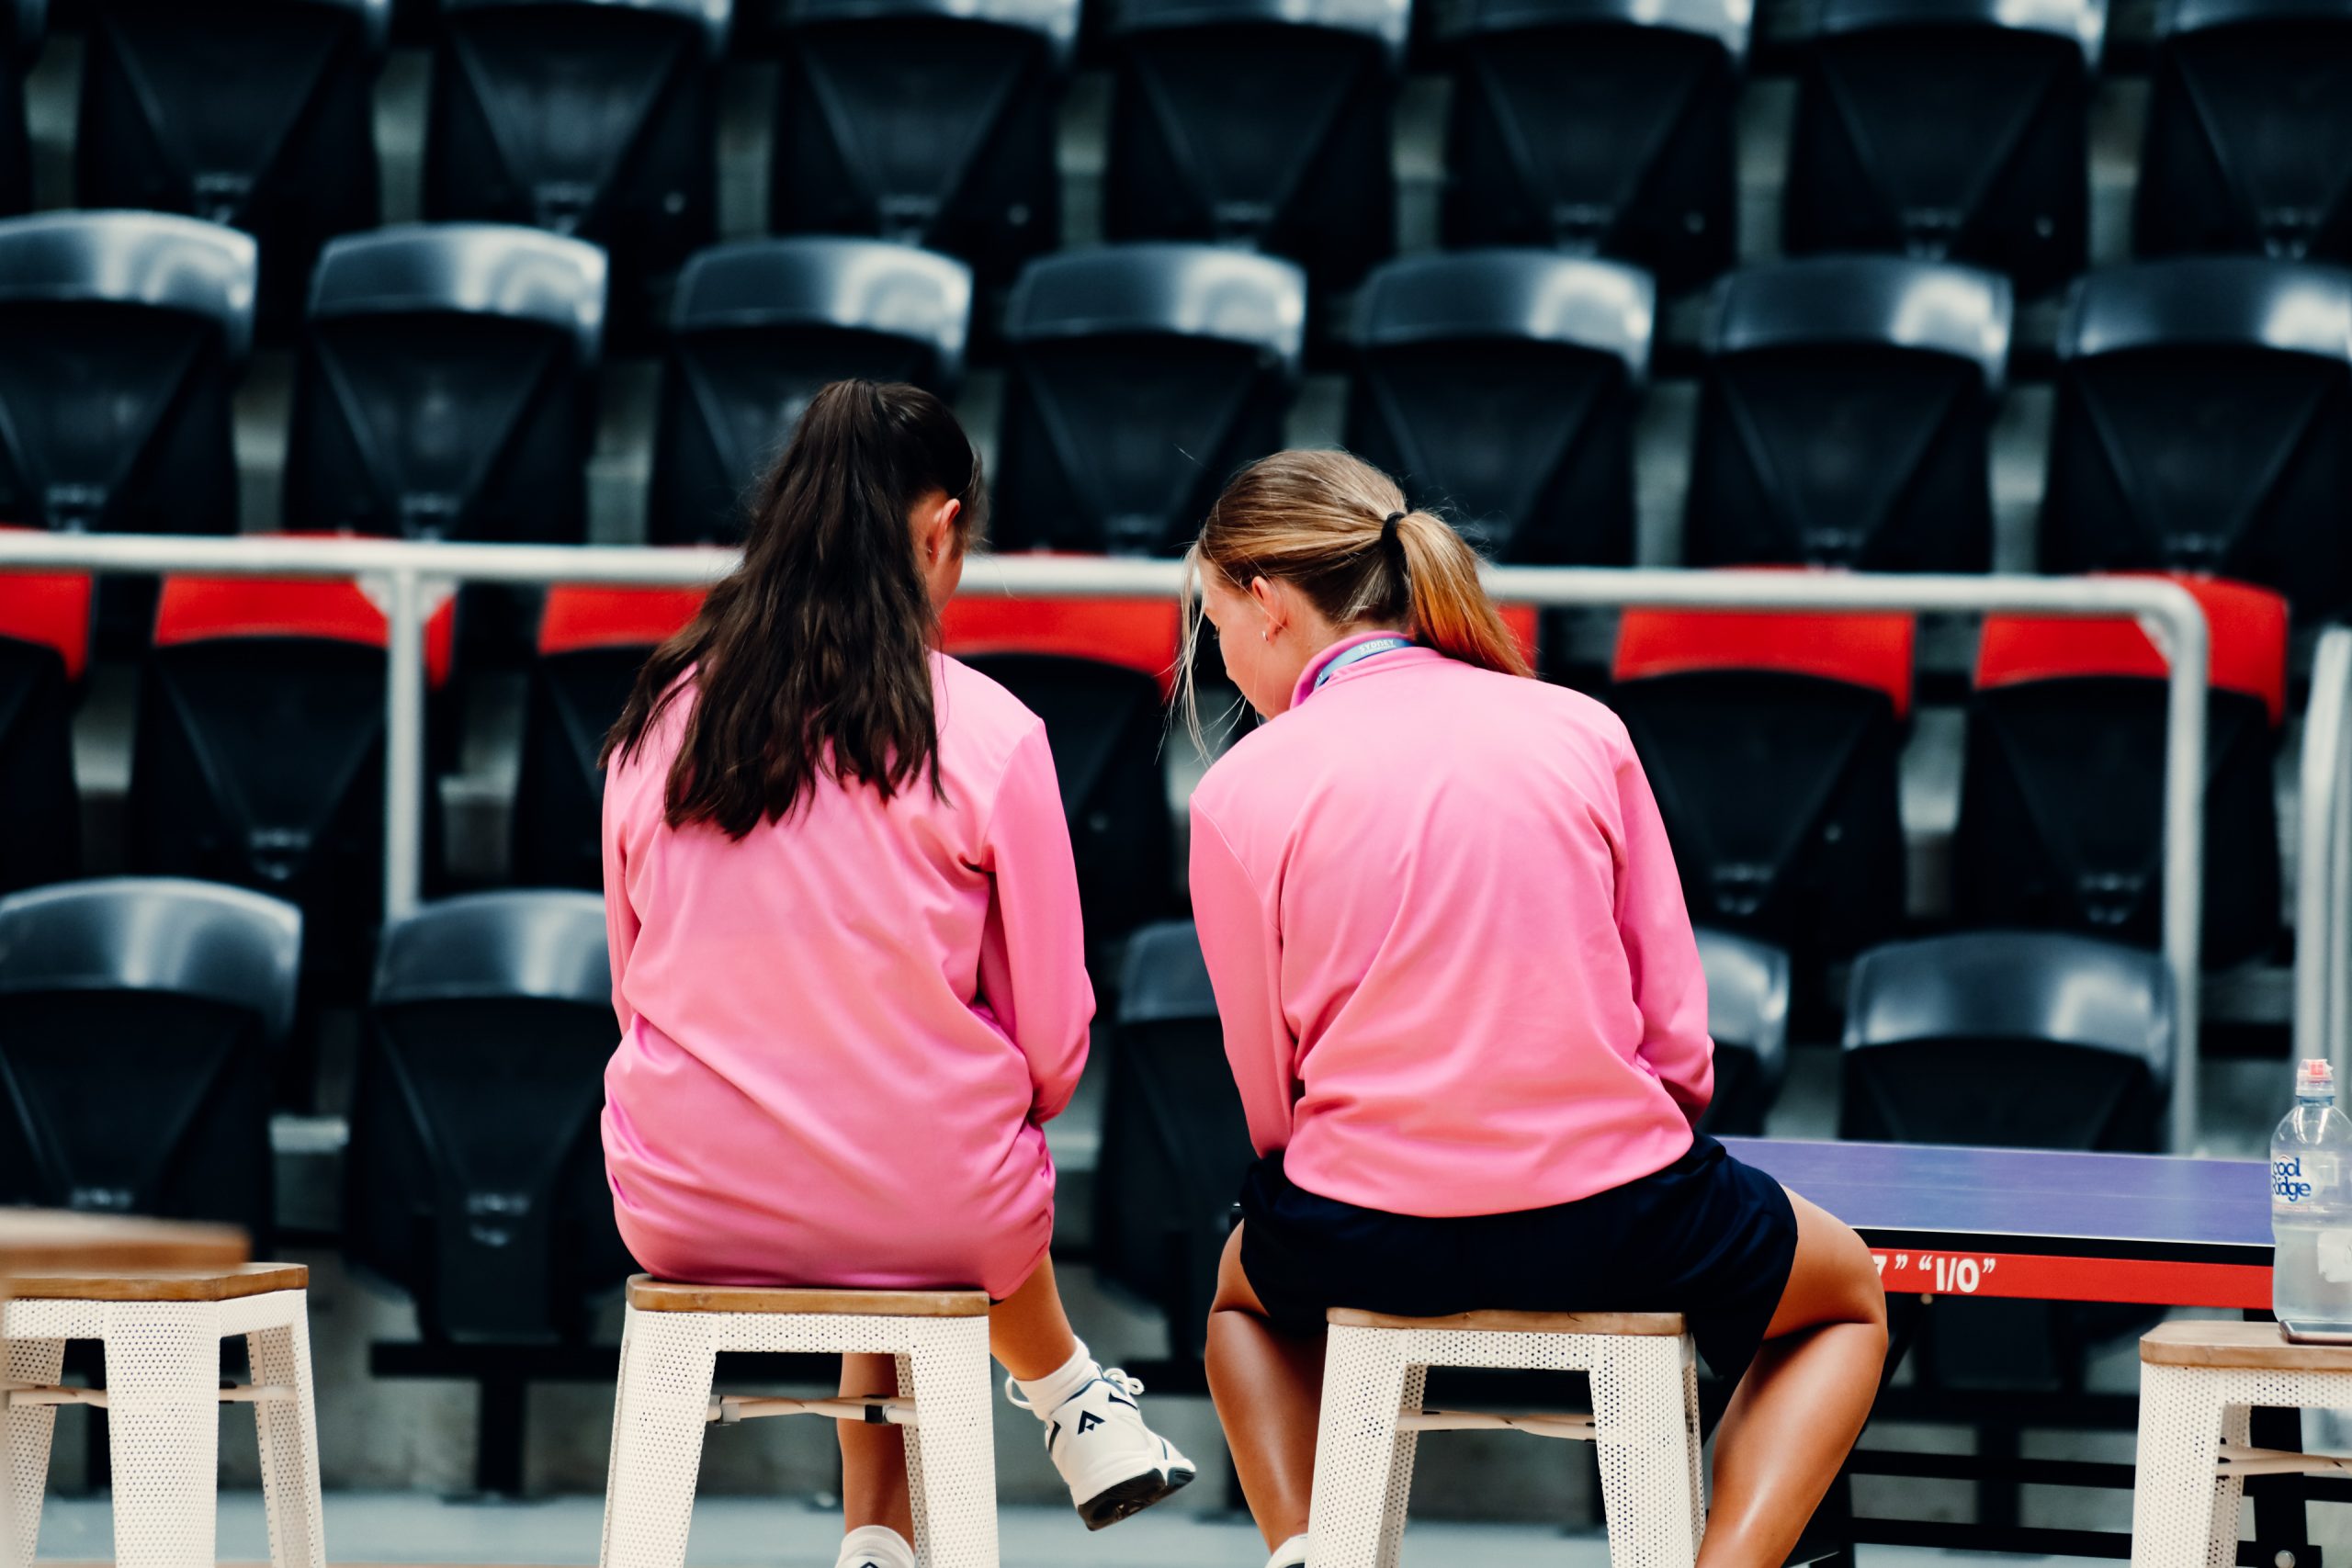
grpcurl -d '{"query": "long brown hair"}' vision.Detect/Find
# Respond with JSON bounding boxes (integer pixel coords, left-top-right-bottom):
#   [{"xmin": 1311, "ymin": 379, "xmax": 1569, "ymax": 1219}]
[
  {"xmin": 603, "ymin": 380, "xmax": 986, "ymax": 837},
  {"xmin": 1181, "ymin": 448, "xmax": 1532, "ymax": 740}
]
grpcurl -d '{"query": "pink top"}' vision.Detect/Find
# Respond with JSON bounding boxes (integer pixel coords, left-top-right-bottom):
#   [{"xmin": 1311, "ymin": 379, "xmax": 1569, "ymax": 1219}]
[
  {"xmin": 1187, "ymin": 634, "xmax": 1713, "ymax": 1219},
  {"xmin": 599, "ymin": 653, "xmax": 1090, "ymax": 1298}
]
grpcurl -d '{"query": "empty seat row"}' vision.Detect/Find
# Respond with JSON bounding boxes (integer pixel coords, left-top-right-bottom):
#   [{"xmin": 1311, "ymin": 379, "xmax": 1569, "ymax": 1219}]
[
  {"xmin": 11, "ymin": 215, "xmax": 2352, "ymax": 617},
  {"xmin": 8, "ymin": 0, "xmax": 2352, "ymax": 316}
]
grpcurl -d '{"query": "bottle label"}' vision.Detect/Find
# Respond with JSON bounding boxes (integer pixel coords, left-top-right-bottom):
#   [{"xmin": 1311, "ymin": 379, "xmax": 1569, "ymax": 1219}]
[{"xmin": 2278, "ymin": 1155, "xmax": 2316, "ymax": 1202}]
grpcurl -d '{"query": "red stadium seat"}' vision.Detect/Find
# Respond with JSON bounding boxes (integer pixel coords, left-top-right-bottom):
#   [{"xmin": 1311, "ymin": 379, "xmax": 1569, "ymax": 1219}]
[
  {"xmin": 1611, "ymin": 596, "xmax": 1916, "ymax": 961},
  {"xmin": 153, "ymin": 573, "xmax": 457, "ymax": 689},
  {"xmin": 939, "ymin": 593, "xmax": 1181, "ymax": 690},
  {"xmin": 0, "ymin": 537, "xmax": 89, "ymax": 893},
  {"xmin": 537, "ymin": 584, "xmax": 707, "ymax": 657},
  {"xmin": 1958, "ymin": 573, "xmax": 2288, "ymax": 965}
]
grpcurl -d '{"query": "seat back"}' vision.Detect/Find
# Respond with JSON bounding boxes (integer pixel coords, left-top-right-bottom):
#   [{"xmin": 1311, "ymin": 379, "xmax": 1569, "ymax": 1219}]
[
  {"xmin": 0, "ymin": 876, "xmax": 300, "ymax": 1239},
  {"xmin": 2040, "ymin": 259, "xmax": 2352, "ymax": 617},
  {"xmin": 996, "ymin": 243, "xmax": 1306, "ymax": 555},
  {"xmin": 1102, "ymin": 0, "xmax": 1407, "ymax": 292},
  {"xmin": 284, "ymin": 223, "xmax": 606, "ymax": 545},
  {"xmin": 1440, "ymin": 0, "xmax": 1745, "ymax": 294},
  {"xmin": 1783, "ymin": 0, "xmax": 2099, "ymax": 294},
  {"xmin": 1841, "ymin": 931, "xmax": 2173, "ymax": 1149},
  {"xmin": 0, "ymin": 212, "xmax": 254, "ymax": 537},
  {"xmin": 0, "ymin": 550, "xmax": 88, "ymax": 895},
  {"xmin": 128, "ymin": 572, "xmax": 454, "ymax": 988},
  {"xmin": 348, "ymin": 890, "xmax": 631, "ymax": 1341},
  {"xmin": 426, "ymin": 0, "xmax": 723, "ymax": 327},
  {"xmin": 1346, "ymin": 251, "xmax": 1652, "ymax": 566},
  {"xmin": 1686, "ymin": 257, "xmax": 2010, "ymax": 572},
  {"xmin": 1611, "ymin": 601, "xmax": 1914, "ymax": 959},
  {"xmin": 1692, "ymin": 926, "xmax": 1790, "ymax": 1136},
  {"xmin": 1954, "ymin": 573, "xmax": 2287, "ymax": 966},
  {"xmin": 1093, "ymin": 919, "xmax": 1254, "ymax": 1358},
  {"xmin": 76, "ymin": 0, "xmax": 387, "ymax": 328},
  {"xmin": 2137, "ymin": 0, "xmax": 2352, "ymax": 263},
  {"xmin": 772, "ymin": 0, "xmax": 1078, "ymax": 285},
  {"xmin": 649, "ymin": 238, "xmax": 972, "ymax": 544},
  {"xmin": 2, "ymin": 0, "xmax": 46, "ymax": 217},
  {"xmin": 513, "ymin": 584, "xmax": 706, "ymax": 887}
]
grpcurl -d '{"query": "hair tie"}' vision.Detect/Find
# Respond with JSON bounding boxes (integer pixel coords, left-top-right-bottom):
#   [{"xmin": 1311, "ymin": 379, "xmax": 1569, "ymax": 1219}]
[{"xmin": 1381, "ymin": 511, "xmax": 1407, "ymax": 550}]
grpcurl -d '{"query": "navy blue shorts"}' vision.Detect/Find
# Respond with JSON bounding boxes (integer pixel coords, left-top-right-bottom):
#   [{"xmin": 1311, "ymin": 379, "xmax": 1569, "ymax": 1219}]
[{"xmin": 1238, "ymin": 1134, "xmax": 1801, "ymax": 1385}]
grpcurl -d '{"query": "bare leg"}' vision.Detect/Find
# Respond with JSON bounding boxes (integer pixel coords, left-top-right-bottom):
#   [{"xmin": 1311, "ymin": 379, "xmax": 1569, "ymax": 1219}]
[
  {"xmin": 989, "ymin": 1253, "xmax": 1083, "ymax": 1381},
  {"xmin": 839, "ymin": 1352, "xmax": 915, "ymax": 1540},
  {"xmin": 1695, "ymin": 1188, "xmax": 1889, "ymax": 1568},
  {"xmin": 1205, "ymin": 1224, "xmax": 1324, "ymax": 1550}
]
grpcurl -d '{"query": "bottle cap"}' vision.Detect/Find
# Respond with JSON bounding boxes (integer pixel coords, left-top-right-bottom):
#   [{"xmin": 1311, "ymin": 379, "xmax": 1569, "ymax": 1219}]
[{"xmin": 2301, "ymin": 1058, "xmax": 2336, "ymax": 1095}]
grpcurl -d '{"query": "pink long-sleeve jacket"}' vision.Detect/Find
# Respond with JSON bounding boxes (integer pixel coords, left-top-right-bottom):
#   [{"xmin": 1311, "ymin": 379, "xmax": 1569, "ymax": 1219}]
[
  {"xmin": 600, "ymin": 653, "xmax": 1090, "ymax": 1298},
  {"xmin": 1187, "ymin": 634, "xmax": 1713, "ymax": 1218}
]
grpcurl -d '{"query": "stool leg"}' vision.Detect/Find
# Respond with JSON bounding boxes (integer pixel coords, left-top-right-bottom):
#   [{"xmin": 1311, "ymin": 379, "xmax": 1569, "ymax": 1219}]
[
  {"xmin": 248, "ymin": 1303, "xmax": 326, "ymax": 1568},
  {"xmin": 1591, "ymin": 1337, "xmax": 1701, "ymax": 1568},
  {"xmin": 900, "ymin": 1319, "xmax": 997, "ymax": 1568},
  {"xmin": 1373, "ymin": 1365, "xmax": 1426, "ymax": 1568},
  {"xmin": 2207, "ymin": 1404, "xmax": 2250, "ymax": 1568},
  {"xmin": 1680, "ymin": 1346, "xmax": 1707, "ymax": 1552},
  {"xmin": 3, "ymin": 1337, "xmax": 63, "ymax": 1567},
  {"xmin": 599, "ymin": 1305, "xmax": 717, "ymax": 1568},
  {"xmin": 1307, "ymin": 1326, "xmax": 1414, "ymax": 1568},
  {"xmin": 102, "ymin": 1304, "xmax": 223, "ymax": 1568},
  {"xmin": 2131, "ymin": 1364, "xmax": 2227, "ymax": 1568}
]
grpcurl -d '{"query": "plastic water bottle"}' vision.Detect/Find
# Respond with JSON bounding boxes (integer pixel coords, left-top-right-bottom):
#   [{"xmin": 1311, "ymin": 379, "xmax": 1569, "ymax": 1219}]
[{"xmin": 2272, "ymin": 1058, "xmax": 2352, "ymax": 1340}]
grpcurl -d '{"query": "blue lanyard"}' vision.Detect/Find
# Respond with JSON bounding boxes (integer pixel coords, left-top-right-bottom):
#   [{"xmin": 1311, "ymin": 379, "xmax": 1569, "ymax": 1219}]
[{"xmin": 1312, "ymin": 636, "xmax": 1414, "ymax": 692}]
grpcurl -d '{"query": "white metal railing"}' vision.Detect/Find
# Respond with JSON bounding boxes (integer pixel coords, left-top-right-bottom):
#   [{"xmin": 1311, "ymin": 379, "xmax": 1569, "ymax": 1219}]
[
  {"xmin": 0, "ymin": 534, "xmax": 2216, "ymax": 1148},
  {"xmin": 2298, "ymin": 627, "xmax": 2352, "ymax": 1087}
]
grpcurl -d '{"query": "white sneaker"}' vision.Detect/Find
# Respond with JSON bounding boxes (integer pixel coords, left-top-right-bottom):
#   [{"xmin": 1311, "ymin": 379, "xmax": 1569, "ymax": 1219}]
[
  {"xmin": 1265, "ymin": 1533, "xmax": 1311, "ymax": 1568},
  {"xmin": 834, "ymin": 1524, "xmax": 913, "ymax": 1568},
  {"xmin": 1006, "ymin": 1367, "xmax": 1197, "ymax": 1529}
]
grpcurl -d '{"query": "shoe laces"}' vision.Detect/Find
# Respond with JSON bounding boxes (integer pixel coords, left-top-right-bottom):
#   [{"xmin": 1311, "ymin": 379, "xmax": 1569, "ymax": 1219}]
[{"xmin": 1001, "ymin": 1365, "xmax": 1148, "ymax": 1412}]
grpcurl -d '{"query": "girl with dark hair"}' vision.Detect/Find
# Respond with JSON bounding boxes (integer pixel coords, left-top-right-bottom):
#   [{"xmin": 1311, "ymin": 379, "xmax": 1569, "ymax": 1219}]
[
  {"xmin": 600, "ymin": 382, "xmax": 1193, "ymax": 1568},
  {"xmin": 1182, "ymin": 450, "xmax": 1887, "ymax": 1568}
]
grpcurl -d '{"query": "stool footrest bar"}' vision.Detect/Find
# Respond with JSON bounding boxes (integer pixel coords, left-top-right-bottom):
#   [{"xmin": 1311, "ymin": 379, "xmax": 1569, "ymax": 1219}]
[
  {"xmin": 707, "ymin": 1394, "xmax": 919, "ymax": 1427},
  {"xmin": 1396, "ymin": 1409, "xmax": 1598, "ymax": 1441},
  {"xmin": 0, "ymin": 1383, "xmax": 294, "ymax": 1408},
  {"xmin": 2217, "ymin": 1442, "xmax": 2352, "ymax": 1478}
]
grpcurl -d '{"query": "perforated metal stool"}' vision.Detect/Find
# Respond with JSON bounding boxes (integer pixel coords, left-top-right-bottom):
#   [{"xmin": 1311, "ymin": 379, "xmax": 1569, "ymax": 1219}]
[
  {"xmin": 600, "ymin": 1276, "xmax": 997, "ymax": 1568},
  {"xmin": 2132, "ymin": 1320, "xmax": 2352, "ymax": 1566},
  {"xmin": 2, "ymin": 1262, "xmax": 323, "ymax": 1568},
  {"xmin": 1308, "ymin": 1308, "xmax": 1703, "ymax": 1568}
]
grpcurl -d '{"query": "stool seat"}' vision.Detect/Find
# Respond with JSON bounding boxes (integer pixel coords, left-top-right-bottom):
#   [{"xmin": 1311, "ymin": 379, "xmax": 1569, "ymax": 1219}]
[
  {"xmin": 6, "ymin": 1261, "xmax": 307, "ymax": 1304},
  {"xmin": 625, "ymin": 1275, "xmax": 989, "ymax": 1317},
  {"xmin": 1329, "ymin": 1307, "xmax": 1688, "ymax": 1336},
  {"xmin": 2141, "ymin": 1319, "xmax": 2352, "ymax": 1371}
]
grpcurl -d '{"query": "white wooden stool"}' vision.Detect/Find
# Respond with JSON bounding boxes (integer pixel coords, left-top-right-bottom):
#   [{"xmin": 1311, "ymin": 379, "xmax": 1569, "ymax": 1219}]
[
  {"xmin": 2, "ymin": 1261, "xmax": 323, "ymax": 1568},
  {"xmin": 1308, "ymin": 1308, "xmax": 1704, "ymax": 1568},
  {"xmin": 600, "ymin": 1275, "xmax": 997, "ymax": 1568},
  {"xmin": 2132, "ymin": 1320, "xmax": 2352, "ymax": 1566}
]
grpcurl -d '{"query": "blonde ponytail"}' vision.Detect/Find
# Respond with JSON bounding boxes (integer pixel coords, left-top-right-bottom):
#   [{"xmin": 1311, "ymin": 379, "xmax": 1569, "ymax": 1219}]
[{"xmin": 1180, "ymin": 449, "xmax": 1532, "ymax": 746}]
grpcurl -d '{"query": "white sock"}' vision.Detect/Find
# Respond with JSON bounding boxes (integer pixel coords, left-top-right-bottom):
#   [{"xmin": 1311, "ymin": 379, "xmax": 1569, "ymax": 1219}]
[
  {"xmin": 1265, "ymin": 1533, "xmax": 1311, "ymax": 1568},
  {"xmin": 1012, "ymin": 1340, "xmax": 1099, "ymax": 1417},
  {"xmin": 836, "ymin": 1523, "xmax": 915, "ymax": 1568}
]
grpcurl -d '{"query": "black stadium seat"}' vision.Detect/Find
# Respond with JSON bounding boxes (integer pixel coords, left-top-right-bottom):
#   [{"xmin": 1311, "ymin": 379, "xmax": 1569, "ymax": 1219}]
[
  {"xmin": 649, "ymin": 237, "xmax": 971, "ymax": 545},
  {"xmin": 1102, "ymin": 0, "xmax": 1408, "ymax": 295},
  {"xmin": 994, "ymin": 244, "xmax": 1305, "ymax": 555},
  {"xmin": 284, "ymin": 224, "xmax": 606, "ymax": 546},
  {"xmin": 0, "ymin": 211, "xmax": 254, "ymax": 538},
  {"xmin": 1685, "ymin": 256, "xmax": 2011, "ymax": 572},
  {"xmin": 1611, "ymin": 603, "xmax": 1913, "ymax": 964},
  {"xmin": 2, "ymin": 0, "xmax": 43, "ymax": 218},
  {"xmin": 76, "ymin": 0, "xmax": 389, "ymax": 329},
  {"xmin": 0, "ymin": 547, "xmax": 85, "ymax": 896},
  {"xmin": 1782, "ymin": 0, "xmax": 2098, "ymax": 296},
  {"xmin": 346, "ymin": 891, "xmax": 633, "ymax": 1341},
  {"xmin": 1346, "ymin": 250, "xmax": 1653, "ymax": 568},
  {"xmin": 1842, "ymin": 931, "xmax": 2172, "ymax": 1151},
  {"xmin": 1954, "ymin": 573, "xmax": 2287, "ymax": 968},
  {"xmin": 1693, "ymin": 926, "xmax": 1790, "ymax": 1137},
  {"xmin": 941, "ymin": 593, "xmax": 1181, "ymax": 944},
  {"xmin": 1092, "ymin": 919, "xmax": 1254, "ymax": 1368},
  {"xmin": 0, "ymin": 877, "xmax": 301, "ymax": 1244},
  {"xmin": 771, "ymin": 0, "xmax": 1079, "ymax": 287},
  {"xmin": 513, "ymin": 584, "xmax": 704, "ymax": 889},
  {"xmin": 2137, "ymin": 0, "xmax": 2352, "ymax": 264},
  {"xmin": 1438, "ymin": 0, "xmax": 1746, "ymax": 296},
  {"xmin": 424, "ymin": 0, "xmax": 725, "ymax": 331},
  {"xmin": 2040, "ymin": 259, "xmax": 2352, "ymax": 618},
  {"xmin": 128, "ymin": 572, "xmax": 455, "ymax": 993}
]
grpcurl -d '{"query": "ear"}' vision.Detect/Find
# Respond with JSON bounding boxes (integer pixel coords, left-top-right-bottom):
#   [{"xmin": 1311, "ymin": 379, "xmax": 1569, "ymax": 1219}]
[
  {"xmin": 920, "ymin": 495, "xmax": 963, "ymax": 564},
  {"xmin": 1247, "ymin": 573, "xmax": 1285, "ymax": 630}
]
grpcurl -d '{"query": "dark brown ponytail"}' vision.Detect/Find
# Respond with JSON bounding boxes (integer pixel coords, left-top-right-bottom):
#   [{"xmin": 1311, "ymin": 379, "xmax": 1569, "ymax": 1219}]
[{"xmin": 602, "ymin": 380, "xmax": 986, "ymax": 837}]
